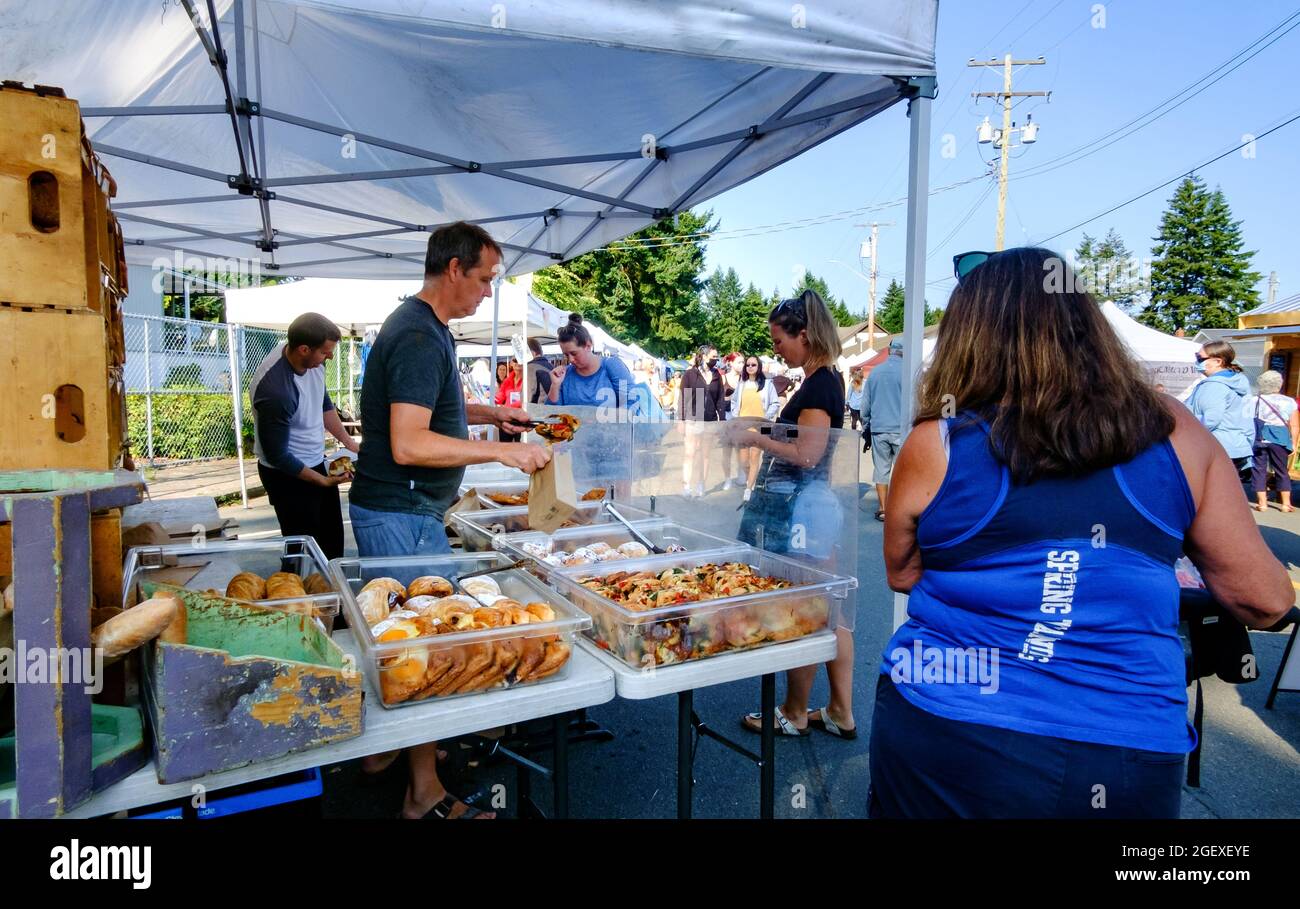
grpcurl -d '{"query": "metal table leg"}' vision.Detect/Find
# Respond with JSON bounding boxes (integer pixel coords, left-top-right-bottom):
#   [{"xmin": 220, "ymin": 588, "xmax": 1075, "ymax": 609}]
[
  {"xmin": 678, "ymin": 689, "xmax": 694, "ymax": 819},
  {"xmin": 552, "ymin": 710, "xmax": 570, "ymax": 819},
  {"xmin": 760, "ymin": 672, "xmax": 775, "ymax": 820}
]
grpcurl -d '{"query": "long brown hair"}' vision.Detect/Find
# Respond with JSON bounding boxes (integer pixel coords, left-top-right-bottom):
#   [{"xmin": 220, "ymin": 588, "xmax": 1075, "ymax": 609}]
[{"xmin": 916, "ymin": 246, "xmax": 1174, "ymax": 483}]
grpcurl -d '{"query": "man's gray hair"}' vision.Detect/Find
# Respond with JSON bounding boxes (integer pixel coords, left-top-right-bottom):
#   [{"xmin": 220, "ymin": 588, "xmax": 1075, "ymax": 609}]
[{"xmin": 1258, "ymin": 369, "xmax": 1284, "ymax": 395}]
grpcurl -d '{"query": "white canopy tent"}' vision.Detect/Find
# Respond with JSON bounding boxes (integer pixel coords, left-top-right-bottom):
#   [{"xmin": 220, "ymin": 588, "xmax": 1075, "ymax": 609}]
[
  {"xmin": 6, "ymin": 2, "xmax": 939, "ymax": 614},
  {"xmin": 1099, "ymin": 300, "xmax": 1202, "ymax": 395},
  {"xmin": 224, "ymin": 275, "xmax": 568, "ymax": 342}
]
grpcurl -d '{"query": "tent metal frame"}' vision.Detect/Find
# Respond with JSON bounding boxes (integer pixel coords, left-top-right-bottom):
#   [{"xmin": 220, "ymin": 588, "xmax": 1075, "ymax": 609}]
[
  {"xmin": 79, "ymin": 0, "xmax": 921, "ymax": 276},
  {"xmin": 76, "ymin": 0, "xmax": 935, "ymax": 532}
]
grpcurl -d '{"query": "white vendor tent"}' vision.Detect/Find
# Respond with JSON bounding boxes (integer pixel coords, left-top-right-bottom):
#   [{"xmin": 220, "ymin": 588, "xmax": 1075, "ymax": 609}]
[
  {"xmin": 7, "ymin": 1, "xmax": 940, "ymax": 613},
  {"xmin": 1100, "ymin": 300, "xmax": 1201, "ymax": 395},
  {"xmin": 225, "ymin": 276, "xmax": 568, "ymax": 343}
]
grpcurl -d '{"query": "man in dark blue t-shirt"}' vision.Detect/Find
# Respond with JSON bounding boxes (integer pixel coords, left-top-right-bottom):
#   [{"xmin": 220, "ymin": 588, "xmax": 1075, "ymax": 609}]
[{"xmin": 348, "ymin": 221, "xmax": 550, "ymax": 820}]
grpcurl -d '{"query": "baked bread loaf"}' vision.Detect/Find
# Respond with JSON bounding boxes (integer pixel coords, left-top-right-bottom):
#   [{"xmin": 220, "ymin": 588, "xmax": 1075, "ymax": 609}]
[
  {"xmin": 226, "ymin": 572, "xmax": 266, "ymax": 601},
  {"xmin": 406, "ymin": 575, "xmax": 454, "ymax": 599},
  {"xmin": 155, "ymin": 591, "xmax": 188, "ymax": 645},
  {"xmin": 91, "ymin": 596, "xmax": 182, "ymax": 663}
]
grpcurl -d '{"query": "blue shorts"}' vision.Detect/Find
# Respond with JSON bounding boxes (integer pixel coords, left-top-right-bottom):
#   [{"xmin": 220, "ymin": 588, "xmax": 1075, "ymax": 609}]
[
  {"xmin": 867, "ymin": 676, "xmax": 1184, "ymax": 819},
  {"xmin": 348, "ymin": 502, "xmax": 453, "ymax": 558}
]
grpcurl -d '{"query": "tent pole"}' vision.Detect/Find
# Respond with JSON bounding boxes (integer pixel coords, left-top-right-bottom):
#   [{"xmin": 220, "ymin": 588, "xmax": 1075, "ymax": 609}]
[
  {"xmin": 894, "ymin": 78, "xmax": 934, "ymax": 632},
  {"xmin": 491, "ymin": 280, "xmax": 501, "ymax": 438},
  {"xmin": 228, "ymin": 323, "xmax": 250, "ymax": 509}
]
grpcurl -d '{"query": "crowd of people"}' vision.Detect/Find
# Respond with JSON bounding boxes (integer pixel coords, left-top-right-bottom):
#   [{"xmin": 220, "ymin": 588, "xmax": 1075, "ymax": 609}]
[{"xmin": 245, "ymin": 224, "xmax": 1294, "ymax": 821}]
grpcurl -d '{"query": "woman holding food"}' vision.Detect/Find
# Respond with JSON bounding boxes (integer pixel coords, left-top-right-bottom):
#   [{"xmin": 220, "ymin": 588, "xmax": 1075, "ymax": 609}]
[
  {"xmin": 548, "ymin": 313, "xmax": 635, "ymax": 408},
  {"xmin": 731, "ymin": 290, "xmax": 856, "ymax": 740}
]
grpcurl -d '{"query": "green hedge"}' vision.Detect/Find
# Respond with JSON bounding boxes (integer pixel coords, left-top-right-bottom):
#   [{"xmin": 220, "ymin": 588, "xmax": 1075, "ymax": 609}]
[{"xmin": 128, "ymin": 392, "xmax": 255, "ymax": 461}]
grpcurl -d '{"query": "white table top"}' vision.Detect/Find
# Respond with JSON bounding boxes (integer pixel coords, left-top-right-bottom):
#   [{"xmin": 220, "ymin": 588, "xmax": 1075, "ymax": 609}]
[
  {"xmin": 578, "ymin": 632, "xmax": 839, "ymax": 700},
  {"xmin": 64, "ymin": 634, "xmax": 615, "ymax": 818}
]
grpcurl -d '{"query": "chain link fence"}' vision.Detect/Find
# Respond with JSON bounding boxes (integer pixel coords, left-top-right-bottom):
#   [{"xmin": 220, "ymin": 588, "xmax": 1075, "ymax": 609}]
[{"xmin": 125, "ymin": 313, "xmax": 362, "ymax": 468}]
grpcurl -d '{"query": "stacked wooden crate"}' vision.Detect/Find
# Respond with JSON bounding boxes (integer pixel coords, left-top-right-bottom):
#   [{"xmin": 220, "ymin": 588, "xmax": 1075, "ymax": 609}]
[
  {"xmin": 0, "ymin": 82, "xmax": 129, "ymax": 474},
  {"xmin": 0, "ymin": 83, "xmax": 131, "ymax": 610}
]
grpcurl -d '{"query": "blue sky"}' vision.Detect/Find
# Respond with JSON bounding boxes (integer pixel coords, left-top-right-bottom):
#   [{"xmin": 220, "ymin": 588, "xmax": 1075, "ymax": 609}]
[{"xmin": 702, "ymin": 0, "xmax": 1300, "ymax": 315}]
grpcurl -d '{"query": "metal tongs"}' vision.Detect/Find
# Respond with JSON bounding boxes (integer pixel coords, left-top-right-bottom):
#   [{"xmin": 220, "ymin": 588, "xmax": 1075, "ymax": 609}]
[{"xmin": 602, "ymin": 502, "xmax": 666, "ymax": 554}]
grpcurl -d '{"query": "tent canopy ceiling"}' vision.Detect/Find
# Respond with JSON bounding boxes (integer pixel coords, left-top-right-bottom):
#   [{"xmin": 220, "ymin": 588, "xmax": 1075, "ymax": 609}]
[{"xmin": 1, "ymin": 0, "xmax": 937, "ymax": 279}]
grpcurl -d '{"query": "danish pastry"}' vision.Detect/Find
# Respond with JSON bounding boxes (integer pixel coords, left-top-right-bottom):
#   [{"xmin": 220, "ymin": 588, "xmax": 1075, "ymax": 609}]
[
  {"xmin": 406, "ymin": 575, "xmax": 454, "ymax": 599},
  {"xmin": 360, "ymin": 577, "xmax": 406, "ymax": 606}
]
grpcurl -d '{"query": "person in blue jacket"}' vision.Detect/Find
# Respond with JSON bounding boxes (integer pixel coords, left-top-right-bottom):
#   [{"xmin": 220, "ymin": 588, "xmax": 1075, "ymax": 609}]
[{"xmin": 1185, "ymin": 340, "xmax": 1255, "ymax": 473}]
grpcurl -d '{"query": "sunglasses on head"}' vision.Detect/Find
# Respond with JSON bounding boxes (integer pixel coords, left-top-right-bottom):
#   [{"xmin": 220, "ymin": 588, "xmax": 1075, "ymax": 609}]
[
  {"xmin": 775, "ymin": 296, "xmax": 807, "ymax": 322},
  {"xmin": 953, "ymin": 250, "xmax": 1003, "ymax": 283}
]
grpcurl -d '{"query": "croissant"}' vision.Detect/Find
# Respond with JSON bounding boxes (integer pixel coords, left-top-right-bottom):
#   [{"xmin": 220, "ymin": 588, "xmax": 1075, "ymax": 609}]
[
  {"xmin": 454, "ymin": 635, "xmax": 522, "ymax": 693},
  {"xmin": 525, "ymin": 602, "xmax": 556, "ymax": 623},
  {"xmin": 226, "ymin": 571, "xmax": 266, "ymax": 601},
  {"xmin": 406, "ymin": 576, "xmax": 454, "ymax": 599},
  {"xmin": 303, "ymin": 573, "xmax": 332, "ymax": 595},
  {"xmin": 266, "ymin": 572, "xmax": 307, "ymax": 598},
  {"xmin": 403, "ymin": 595, "xmax": 442, "ymax": 615},
  {"xmin": 526, "ymin": 641, "xmax": 571, "ymax": 682},
  {"xmin": 514, "ymin": 636, "xmax": 546, "ymax": 681},
  {"xmin": 431, "ymin": 642, "xmax": 494, "ymax": 695},
  {"xmin": 414, "ymin": 647, "xmax": 458, "ymax": 698},
  {"xmin": 502, "ymin": 605, "xmax": 534, "ymax": 626}
]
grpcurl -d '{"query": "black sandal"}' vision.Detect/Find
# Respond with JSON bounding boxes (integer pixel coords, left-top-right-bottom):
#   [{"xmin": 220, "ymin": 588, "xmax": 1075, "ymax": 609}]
[
  {"xmin": 402, "ymin": 791, "xmax": 491, "ymax": 820},
  {"xmin": 874, "ymin": 510, "xmax": 885, "ymax": 522}
]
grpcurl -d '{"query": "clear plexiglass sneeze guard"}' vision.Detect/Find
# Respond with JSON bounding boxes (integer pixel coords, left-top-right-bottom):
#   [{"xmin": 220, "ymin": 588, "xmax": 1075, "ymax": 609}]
[{"xmin": 515, "ymin": 402, "xmax": 862, "ymax": 633}]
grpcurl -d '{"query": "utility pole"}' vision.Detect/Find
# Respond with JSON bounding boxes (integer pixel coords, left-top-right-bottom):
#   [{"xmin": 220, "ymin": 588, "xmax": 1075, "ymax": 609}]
[
  {"xmin": 970, "ymin": 54, "xmax": 1049, "ymax": 250},
  {"xmin": 856, "ymin": 221, "xmax": 895, "ymax": 349}
]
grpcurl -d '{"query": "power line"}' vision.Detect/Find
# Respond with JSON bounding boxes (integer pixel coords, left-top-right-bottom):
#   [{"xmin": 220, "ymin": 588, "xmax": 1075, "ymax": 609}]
[
  {"xmin": 1033, "ymin": 109, "xmax": 1300, "ymax": 246},
  {"xmin": 590, "ymin": 174, "xmax": 991, "ymax": 252},
  {"xmin": 1012, "ymin": 9, "xmax": 1300, "ymax": 181}
]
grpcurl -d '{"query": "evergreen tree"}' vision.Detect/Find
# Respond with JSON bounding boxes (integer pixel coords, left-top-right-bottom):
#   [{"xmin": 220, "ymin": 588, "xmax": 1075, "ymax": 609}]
[
  {"xmin": 1074, "ymin": 228, "xmax": 1146, "ymax": 312},
  {"xmin": 703, "ymin": 267, "xmax": 769, "ymax": 355},
  {"xmin": 531, "ymin": 211, "xmax": 715, "ymax": 357},
  {"xmin": 1139, "ymin": 176, "xmax": 1261, "ymax": 333},
  {"xmin": 794, "ymin": 271, "xmax": 863, "ymax": 326},
  {"xmin": 874, "ymin": 279, "xmax": 942, "ymax": 334}
]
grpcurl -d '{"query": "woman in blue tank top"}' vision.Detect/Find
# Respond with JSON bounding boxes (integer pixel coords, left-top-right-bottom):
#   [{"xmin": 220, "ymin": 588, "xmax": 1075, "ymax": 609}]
[{"xmin": 871, "ymin": 247, "xmax": 1293, "ymax": 819}]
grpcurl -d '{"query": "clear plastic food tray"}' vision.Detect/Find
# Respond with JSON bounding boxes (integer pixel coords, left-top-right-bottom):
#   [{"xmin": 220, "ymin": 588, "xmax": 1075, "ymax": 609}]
[
  {"xmin": 471, "ymin": 480, "xmax": 532, "ymax": 509},
  {"xmin": 329, "ymin": 552, "xmax": 592, "ymax": 708},
  {"xmin": 450, "ymin": 501, "xmax": 657, "ymax": 553},
  {"xmin": 548, "ymin": 545, "xmax": 857, "ymax": 670},
  {"xmin": 493, "ymin": 519, "xmax": 735, "ymax": 580},
  {"xmin": 122, "ymin": 536, "xmax": 341, "ymax": 630}
]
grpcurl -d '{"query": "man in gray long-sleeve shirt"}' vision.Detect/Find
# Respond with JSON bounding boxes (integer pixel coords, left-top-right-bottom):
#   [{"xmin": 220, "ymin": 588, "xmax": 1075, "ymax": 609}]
[
  {"xmin": 250, "ymin": 312, "xmax": 358, "ymax": 558},
  {"xmin": 861, "ymin": 339, "xmax": 904, "ymax": 521}
]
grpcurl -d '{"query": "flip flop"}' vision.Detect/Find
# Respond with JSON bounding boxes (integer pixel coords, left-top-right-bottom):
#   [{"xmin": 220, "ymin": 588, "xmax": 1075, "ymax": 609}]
[
  {"xmin": 807, "ymin": 707, "xmax": 858, "ymax": 740},
  {"xmin": 874, "ymin": 510, "xmax": 885, "ymax": 522},
  {"xmin": 741, "ymin": 707, "xmax": 809, "ymax": 736}
]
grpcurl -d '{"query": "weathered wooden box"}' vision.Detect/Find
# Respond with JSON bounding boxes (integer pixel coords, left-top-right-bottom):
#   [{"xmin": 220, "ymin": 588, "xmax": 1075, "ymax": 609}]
[{"xmin": 141, "ymin": 583, "xmax": 363, "ymax": 784}]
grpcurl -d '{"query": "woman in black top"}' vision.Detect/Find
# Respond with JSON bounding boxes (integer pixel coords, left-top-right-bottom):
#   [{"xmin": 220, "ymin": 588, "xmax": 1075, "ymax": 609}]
[
  {"xmin": 678, "ymin": 345, "xmax": 726, "ymax": 497},
  {"xmin": 732, "ymin": 290, "xmax": 856, "ymax": 741}
]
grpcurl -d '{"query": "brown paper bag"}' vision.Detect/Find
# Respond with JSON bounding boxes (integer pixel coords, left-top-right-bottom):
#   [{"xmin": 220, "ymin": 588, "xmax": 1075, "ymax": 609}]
[{"xmin": 528, "ymin": 448, "xmax": 580, "ymax": 534}]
